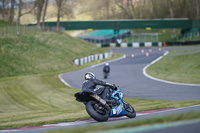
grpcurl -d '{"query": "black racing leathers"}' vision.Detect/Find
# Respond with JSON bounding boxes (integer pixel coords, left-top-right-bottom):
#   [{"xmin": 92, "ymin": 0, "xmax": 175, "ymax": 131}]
[{"xmin": 82, "ymin": 79, "xmax": 114, "ymax": 100}]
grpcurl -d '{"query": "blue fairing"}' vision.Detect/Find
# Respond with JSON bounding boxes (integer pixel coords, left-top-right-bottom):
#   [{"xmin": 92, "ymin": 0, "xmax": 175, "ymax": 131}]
[{"xmin": 109, "ymin": 88, "xmax": 126, "ymax": 117}]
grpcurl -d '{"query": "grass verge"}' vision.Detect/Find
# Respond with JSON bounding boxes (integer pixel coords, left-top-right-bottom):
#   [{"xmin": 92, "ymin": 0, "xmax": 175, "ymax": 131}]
[
  {"xmin": 168, "ymin": 49, "xmax": 200, "ymax": 54},
  {"xmin": 146, "ymin": 48, "xmax": 200, "ymax": 84},
  {"xmin": 45, "ymin": 111, "xmax": 200, "ymax": 133}
]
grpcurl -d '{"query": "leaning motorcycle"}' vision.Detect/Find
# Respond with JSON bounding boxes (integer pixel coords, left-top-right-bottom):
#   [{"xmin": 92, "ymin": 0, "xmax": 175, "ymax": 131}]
[{"xmin": 74, "ymin": 87, "xmax": 136, "ymax": 122}]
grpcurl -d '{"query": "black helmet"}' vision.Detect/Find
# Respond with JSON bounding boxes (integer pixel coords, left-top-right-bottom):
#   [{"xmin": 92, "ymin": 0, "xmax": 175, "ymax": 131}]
[{"xmin": 85, "ymin": 72, "xmax": 96, "ymax": 80}]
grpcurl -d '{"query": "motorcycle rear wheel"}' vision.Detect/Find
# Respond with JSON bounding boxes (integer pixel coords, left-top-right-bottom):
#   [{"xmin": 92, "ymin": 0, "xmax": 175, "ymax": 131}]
[
  {"xmin": 86, "ymin": 101, "xmax": 109, "ymax": 122},
  {"xmin": 123, "ymin": 100, "xmax": 136, "ymax": 118}
]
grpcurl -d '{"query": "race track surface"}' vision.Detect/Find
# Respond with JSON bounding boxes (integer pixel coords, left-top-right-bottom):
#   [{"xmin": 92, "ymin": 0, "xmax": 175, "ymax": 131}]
[{"xmin": 60, "ymin": 47, "xmax": 200, "ymax": 101}]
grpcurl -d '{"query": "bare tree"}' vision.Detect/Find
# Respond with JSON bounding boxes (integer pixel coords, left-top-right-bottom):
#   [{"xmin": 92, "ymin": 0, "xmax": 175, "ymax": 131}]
[
  {"xmin": 55, "ymin": 0, "xmax": 75, "ymax": 31},
  {"xmin": 196, "ymin": 0, "xmax": 199, "ymax": 19},
  {"xmin": 138, "ymin": 0, "xmax": 143, "ymax": 19},
  {"xmin": 17, "ymin": 0, "xmax": 22, "ymax": 24},
  {"xmin": 36, "ymin": 0, "xmax": 45, "ymax": 29},
  {"xmin": 55, "ymin": 0, "xmax": 63, "ymax": 31},
  {"xmin": 0, "ymin": 0, "xmax": 9, "ymax": 21},
  {"xmin": 106, "ymin": 0, "xmax": 109, "ymax": 19},
  {"xmin": 114, "ymin": 0, "xmax": 135, "ymax": 18},
  {"xmin": 167, "ymin": 0, "xmax": 174, "ymax": 18},
  {"xmin": 61, "ymin": 0, "xmax": 75, "ymax": 20},
  {"xmin": 42, "ymin": 0, "xmax": 49, "ymax": 30},
  {"xmin": 17, "ymin": 0, "xmax": 36, "ymax": 24},
  {"xmin": 9, "ymin": 0, "xmax": 15, "ymax": 23}
]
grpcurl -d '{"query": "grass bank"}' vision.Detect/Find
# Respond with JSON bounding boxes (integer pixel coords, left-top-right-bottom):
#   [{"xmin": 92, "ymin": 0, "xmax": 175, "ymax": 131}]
[
  {"xmin": 146, "ymin": 48, "xmax": 200, "ymax": 84},
  {"xmin": 0, "ymin": 32, "xmax": 108, "ymax": 77},
  {"xmin": 45, "ymin": 111, "xmax": 200, "ymax": 133}
]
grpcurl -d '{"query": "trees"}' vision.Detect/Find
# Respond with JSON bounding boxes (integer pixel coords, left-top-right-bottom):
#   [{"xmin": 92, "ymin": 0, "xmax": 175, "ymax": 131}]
[
  {"xmin": 36, "ymin": 0, "xmax": 45, "ymax": 28},
  {"xmin": 195, "ymin": 0, "xmax": 199, "ymax": 19},
  {"xmin": 42, "ymin": 0, "xmax": 49, "ymax": 29},
  {"xmin": 17, "ymin": 0, "xmax": 36, "ymax": 25},
  {"xmin": 167, "ymin": 0, "xmax": 174, "ymax": 18},
  {"xmin": 9, "ymin": 0, "xmax": 15, "ymax": 23},
  {"xmin": 55, "ymin": 0, "xmax": 75, "ymax": 31},
  {"xmin": 1, "ymin": 0, "xmax": 199, "ymax": 25},
  {"xmin": 0, "ymin": 0, "xmax": 9, "ymax": 21},
  {"xmin": 55, "ymin": 0, "xmax": 63, "ymax": 31},
  {"xmin": 78, "ymin": 0, "xmax": 200, "ymax": 20},
  {"xmin": 114, "ymin": 0, "xmax": 135, "ymax": 19}
]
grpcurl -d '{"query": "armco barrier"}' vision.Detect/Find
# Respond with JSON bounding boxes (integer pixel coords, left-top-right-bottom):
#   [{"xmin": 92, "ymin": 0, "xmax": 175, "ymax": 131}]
[
  {"xmin": 73, "ymin": 51, "xmax": 113, "ymax": 65},
  {"xmin": 96, "ymin": 42, "xmax": 163, "ymax": 47}
]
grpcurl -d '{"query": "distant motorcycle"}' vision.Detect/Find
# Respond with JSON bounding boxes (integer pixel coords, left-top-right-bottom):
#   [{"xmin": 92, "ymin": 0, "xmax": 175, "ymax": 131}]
[
  {"xmin": 103, "ymin": 63, "xmax": 110, "ymax": 79},
  {"xmin": 75, "ymin": 86, "xmax": 136, "ymax": 122}
]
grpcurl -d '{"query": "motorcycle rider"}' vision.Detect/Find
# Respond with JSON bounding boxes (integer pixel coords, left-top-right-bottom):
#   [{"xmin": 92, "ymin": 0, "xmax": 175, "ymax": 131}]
[
  {"xmin": 82, "ymin": 72, "xmax": 116, "ymax": 102},
  {"xmin": 103, "ymin": 63, "xmax": 110, "ymax": 73},
  {"xmin": 103, "ymin": 63, "xmax": 110, "ymax": 79}
]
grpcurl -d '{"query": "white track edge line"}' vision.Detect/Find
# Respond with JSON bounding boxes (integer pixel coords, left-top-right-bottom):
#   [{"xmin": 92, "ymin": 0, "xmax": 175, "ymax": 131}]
[
  {"xmin": 143, "ymin": 51, "xmax": 200, "ymax": 87},
  {"xmin": 58, "ymin": 74, "xmax": 72, "ymax": 87},
  {"xmin": 140, "ymin": 104, "xmax": 200, "ymax": 115}
]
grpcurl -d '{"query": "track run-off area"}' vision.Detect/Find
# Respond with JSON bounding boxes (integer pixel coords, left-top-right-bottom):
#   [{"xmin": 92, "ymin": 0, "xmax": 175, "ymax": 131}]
[{"xmin": 1, "ymin": 46, "xmax": 200, "ymax": 133}]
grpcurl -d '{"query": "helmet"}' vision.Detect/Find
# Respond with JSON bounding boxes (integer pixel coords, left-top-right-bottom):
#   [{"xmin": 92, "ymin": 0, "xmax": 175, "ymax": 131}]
[
  {"xmin": 105, "ymin": 63, "xmax": 109, "ymax": 66},
  {"xmin": 85, "ymin": 72, "xmax": 96, "ymax": 80}
]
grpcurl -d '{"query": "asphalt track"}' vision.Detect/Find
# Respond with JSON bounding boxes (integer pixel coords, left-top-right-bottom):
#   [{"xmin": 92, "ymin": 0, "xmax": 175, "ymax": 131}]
[{"xmin": 60, "ymin": 47, "xmax": 200, "ymax": 101}]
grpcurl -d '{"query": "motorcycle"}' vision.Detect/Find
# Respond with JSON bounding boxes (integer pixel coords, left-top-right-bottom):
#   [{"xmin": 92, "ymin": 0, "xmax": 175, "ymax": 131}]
[{"xmin": 74, "ymin": 87, "xmax": 136, "ymax": 122}]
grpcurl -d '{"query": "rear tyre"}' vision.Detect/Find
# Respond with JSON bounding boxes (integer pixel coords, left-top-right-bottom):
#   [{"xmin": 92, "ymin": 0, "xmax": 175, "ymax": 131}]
[
  {"xmin": 86, "ymin": 101, "xmax": 109, "ymax": 122},
  {"xmin": 123, "ymin": 100, "xmax": 136, "ymax": 118}
]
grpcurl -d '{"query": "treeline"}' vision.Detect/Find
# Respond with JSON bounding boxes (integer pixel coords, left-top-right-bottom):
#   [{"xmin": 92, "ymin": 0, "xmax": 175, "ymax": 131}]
[
  {"xmin": 0, "ymin": 0, "xmax": 75, "ymax": 30},
  {"xmin": 0, "ymin": 0, "xmax": 199, "ymax": 30},
  {"xmin": 81, "ymin": 0, "xmax": 200, "ymax": 20}
]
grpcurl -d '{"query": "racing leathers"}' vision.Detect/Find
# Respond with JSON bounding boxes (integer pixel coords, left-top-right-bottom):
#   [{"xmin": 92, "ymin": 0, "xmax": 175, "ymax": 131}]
[{"xmin": 82, "ymin": 78, "xmax": 116, "ymax": 101}]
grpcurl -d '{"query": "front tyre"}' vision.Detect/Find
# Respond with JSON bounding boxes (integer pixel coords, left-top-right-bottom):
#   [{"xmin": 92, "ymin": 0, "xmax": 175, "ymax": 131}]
[
  {"xmin": 86, "ymin": 101, "xmax": 109, "ymax": 122},
  {"xmin": 123, "ymin": 100, "xmax": 136, "ymax": 118}
]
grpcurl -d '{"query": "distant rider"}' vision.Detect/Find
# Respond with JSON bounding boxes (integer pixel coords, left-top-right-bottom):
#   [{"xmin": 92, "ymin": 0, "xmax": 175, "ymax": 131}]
[
  {"xmin": 103, "ymin": 63, "xmax": 110, "ymax": 79},
  {"xmin": 82, "ymin": 72, "xmax": 116, "ymax": 102},
  {"xmin": 103, "ymin": 63, "xmax": 110, "ymax": 73}
]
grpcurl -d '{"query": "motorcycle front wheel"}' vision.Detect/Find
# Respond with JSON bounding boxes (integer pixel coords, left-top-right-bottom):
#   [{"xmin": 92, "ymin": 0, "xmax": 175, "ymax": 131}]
[
  {"xmin": 123, "ymin": 100, "xmax": 136, "ymax": 118},
  {"xmin": 86, "ymin": 101, "xmax": 109, "ymax": 122}
]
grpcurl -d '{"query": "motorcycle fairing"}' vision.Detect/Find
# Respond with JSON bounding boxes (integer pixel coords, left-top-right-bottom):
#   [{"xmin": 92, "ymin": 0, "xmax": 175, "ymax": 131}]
[
  {"xmin": 109, "ymin": 88, "xmax": 126, "ymax": 117},
  {"xmin": 109, "ymin": 102, "xmax": 126, "ymax": 117}
]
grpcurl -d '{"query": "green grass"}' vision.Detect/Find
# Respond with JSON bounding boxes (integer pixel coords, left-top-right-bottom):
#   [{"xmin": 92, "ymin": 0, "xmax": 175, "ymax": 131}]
[
  {"xmin": 45, "ymin": 111, "xmax": 200, "ymax": 133},
  {"xmin": 169, "ymin": 49, "xmax": 200, "ymax": 54},
  {"xmin": 0, "ymin": 74, "xmax": 87, "ymax": 129},
  {"xmin": 146, "ymin": 50, "xmax": 200, "ymax": 84},
  {"xmin": 0, "ymin": 20, "xmax": 14, "ymax": 27},
  {"xmin": 0, "ymin": 32, "xmax": 108, "ymax": 77}
]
